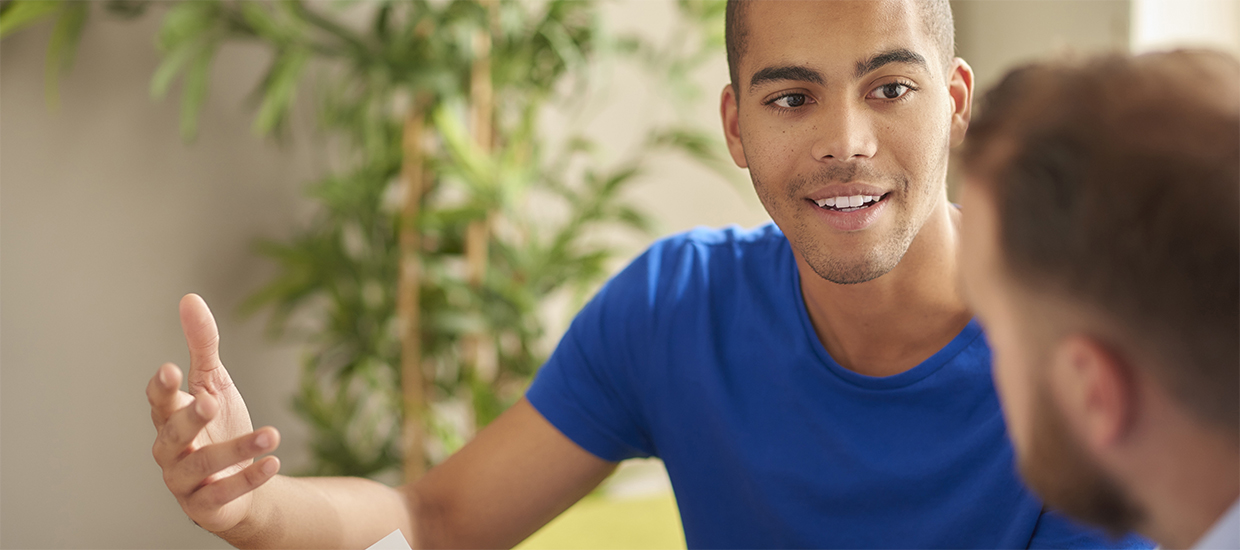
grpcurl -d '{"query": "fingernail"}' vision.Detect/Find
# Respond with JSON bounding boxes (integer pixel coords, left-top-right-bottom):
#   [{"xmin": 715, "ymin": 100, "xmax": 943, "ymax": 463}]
[
  {"xmin": 261, "ymin": 459, "xmax": 278, "ymax": 476},
  {"xmin": 255, "ymin": 432, "xmax": 271, "ymax": 449},
  {"xmin": 194, "ymin": 398, "xmax": 209, "ymax": 417},
  {"xmin": 158, "ymin": 368, "xmax": 170, "ymax": 388}
]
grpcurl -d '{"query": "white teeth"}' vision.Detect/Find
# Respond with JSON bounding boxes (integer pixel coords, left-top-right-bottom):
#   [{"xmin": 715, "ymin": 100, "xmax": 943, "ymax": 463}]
[{"xmin": 815, "ymin": 193, "xmax": 885, "ymax": 209}]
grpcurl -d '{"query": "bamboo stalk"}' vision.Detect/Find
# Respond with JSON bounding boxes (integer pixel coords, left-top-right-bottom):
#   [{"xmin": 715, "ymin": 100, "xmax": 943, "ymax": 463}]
[
  {"xmin": 465, "ymin": 23, "xmax": 491, "ymax": 287},
  {"xmin": 399, "ymin": 96, "xmax": 428, "ymax": 482},
  {"xmin": 469, "ymin": 9, "xmax": 494, "ymax": 157},
  {"xmin": 462, "ymin": 1, "xmax": 496, "ymax": 380}
]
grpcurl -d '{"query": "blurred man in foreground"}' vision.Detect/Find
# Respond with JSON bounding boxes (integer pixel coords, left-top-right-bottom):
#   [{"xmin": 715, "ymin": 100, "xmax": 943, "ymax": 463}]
[{"xmin": 958, "ymin": 50, "xmax": 1240, "ymax": 548}]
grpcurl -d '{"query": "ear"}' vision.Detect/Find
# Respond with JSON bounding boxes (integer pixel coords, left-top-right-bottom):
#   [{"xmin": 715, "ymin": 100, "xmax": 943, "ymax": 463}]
[
  {"xmin": 948, "ymin": 58, "xmax": 975, "ymax": 147},
  {"xmin": 720, "ymin": 84, "xmax": 749, "ymax": 169},
  {"xmin": 1048, "ymin": 335, "xmax": 1137, "ymax": 452}
]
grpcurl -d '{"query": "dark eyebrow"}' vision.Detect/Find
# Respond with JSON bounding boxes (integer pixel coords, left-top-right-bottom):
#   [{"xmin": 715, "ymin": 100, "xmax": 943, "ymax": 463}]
[
  {"xmin": 748, "ymin": 65, "xmax": 825, "ymax": 93},
  {"xmin": 855, "ymin": 48, "xmax": 928, "ymax": 79},
  {"xmin": 746, "ymin": 49, "xmax": 929, "ymax": 94}
]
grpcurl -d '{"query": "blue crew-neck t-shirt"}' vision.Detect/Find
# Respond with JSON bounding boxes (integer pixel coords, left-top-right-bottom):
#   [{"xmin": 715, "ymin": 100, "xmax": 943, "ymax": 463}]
[{"xmin": 526, "ymin": 223, "xmax": 1150, "ymax": 549}]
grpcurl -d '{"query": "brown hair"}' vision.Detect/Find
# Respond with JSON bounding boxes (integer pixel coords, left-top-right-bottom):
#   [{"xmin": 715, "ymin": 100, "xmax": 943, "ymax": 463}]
[
  {"xmin": 959, "ymin": 50, "xmax": 1240, "ymax": 431},
  {"xmin": 724, "ymin": 0, "xmax": 955, "ymax": 92}
]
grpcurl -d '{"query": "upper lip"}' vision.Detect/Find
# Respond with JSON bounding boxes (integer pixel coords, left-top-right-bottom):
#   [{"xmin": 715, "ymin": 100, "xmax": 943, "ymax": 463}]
[{"xmin": 806, "ymin": 184, "xmax": 891, "ymax": 202}]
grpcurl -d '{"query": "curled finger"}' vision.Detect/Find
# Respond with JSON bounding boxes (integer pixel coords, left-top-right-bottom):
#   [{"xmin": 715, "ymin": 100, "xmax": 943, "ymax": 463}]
[
  {"xmin": 188, "ymin": 456, "xmax": 280, "ymax": 512},
  {"xmin": 147, "ymin": 363, "xmax": 184, "ymax": 427},
  {"xmin": 152, "ymin": 392, "xmax": 219, "ymax": 468},
  {"xmin": 169, "ymin": 427, "xmax": 280, "ymax": 495}
]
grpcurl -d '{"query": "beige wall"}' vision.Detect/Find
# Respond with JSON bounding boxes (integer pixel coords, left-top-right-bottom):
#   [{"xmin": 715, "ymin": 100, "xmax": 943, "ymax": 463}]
[
  {"xmin": 953, "ymin": 0, "xmax": 1131, "ymax": 93},
  {"xmin": 1, "ymin": 9, "xmax": 321, "ymax": 549},
  {"xmin": 1132, "ymin": 0, "xmax": 1240, "ymax": 54},
  {"xmin": 0, "ymin": 1, "xmax": 1225, "ymax": 547}
]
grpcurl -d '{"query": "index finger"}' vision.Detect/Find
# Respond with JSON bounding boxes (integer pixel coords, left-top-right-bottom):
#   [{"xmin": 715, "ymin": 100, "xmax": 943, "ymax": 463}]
[{"xmin": 146, "ymin": 363, "xmax": 186, "ymax": 427}]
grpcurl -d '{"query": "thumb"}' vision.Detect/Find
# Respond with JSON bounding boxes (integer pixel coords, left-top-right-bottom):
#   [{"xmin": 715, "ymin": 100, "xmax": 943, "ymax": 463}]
[{"xmin": 179, "ymin": 293, "xmax": 231, "ymax": 392}]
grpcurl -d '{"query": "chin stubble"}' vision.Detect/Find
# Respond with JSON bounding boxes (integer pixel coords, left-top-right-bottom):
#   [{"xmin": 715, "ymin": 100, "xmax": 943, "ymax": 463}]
[{"xmin": 754, "ymin": 167, "xmax": 917, "ymax": 285}]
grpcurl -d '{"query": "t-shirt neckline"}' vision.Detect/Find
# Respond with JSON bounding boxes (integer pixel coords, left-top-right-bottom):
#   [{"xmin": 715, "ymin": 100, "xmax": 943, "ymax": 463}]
[{"xmin": 783, "ymin": 236, "xmax": 984, "ymax": 390}]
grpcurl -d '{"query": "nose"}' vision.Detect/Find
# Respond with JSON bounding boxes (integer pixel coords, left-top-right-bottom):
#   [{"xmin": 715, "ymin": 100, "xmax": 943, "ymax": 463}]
[{"xmin": 809, "ymin": 99, "xmax": 878, "ymax": 161}]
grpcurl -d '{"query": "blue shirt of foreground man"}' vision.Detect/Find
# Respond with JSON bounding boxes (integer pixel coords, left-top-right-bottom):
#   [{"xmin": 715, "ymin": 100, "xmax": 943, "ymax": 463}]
[
  {"xmin": 144, "ymin": 1, "xmax": 1150, "ymax": 548},
  {"xmin": 958, "ymin": 51, "xmax": 1240, "ymax": 549}
]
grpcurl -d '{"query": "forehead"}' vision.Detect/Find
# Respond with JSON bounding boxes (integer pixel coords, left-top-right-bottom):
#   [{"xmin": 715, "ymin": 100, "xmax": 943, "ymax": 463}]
[{"xmin": 740, "ymin": 0, "xmax": 934, "ymax": 79}]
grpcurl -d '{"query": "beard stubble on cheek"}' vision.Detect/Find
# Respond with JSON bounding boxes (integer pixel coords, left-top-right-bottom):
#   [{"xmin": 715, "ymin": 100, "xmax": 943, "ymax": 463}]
[
  {"xmin": 1019, "ymin": 381, "xmax": 1145, "ymax": 537},
  {"xmin": 752, "ymin": 163, "xmax": 919, "ymax": 285}
]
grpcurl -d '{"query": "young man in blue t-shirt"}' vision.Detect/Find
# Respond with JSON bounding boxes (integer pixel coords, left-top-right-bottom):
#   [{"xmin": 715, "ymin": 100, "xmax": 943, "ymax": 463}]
[{"xmin": 144, "ymin": 1, "xmax": 1149, "ymax": 548}]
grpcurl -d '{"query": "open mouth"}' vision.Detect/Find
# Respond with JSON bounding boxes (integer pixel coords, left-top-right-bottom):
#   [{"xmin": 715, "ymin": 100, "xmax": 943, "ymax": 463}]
[{"xmin": 812, "ymin": 192, "xmax": 890, "ymax": 213}]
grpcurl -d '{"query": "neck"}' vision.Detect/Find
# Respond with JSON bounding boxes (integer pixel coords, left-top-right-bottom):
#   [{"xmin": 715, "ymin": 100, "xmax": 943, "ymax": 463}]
[{"xmin": 796, "ymin": 196, "xmax": 972, "ymax": 377}]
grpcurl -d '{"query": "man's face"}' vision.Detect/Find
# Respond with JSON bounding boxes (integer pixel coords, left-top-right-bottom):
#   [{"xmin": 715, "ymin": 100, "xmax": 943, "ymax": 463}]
[
  {"xmin": 722, "ymin": 0, "xmax": 968, "ymax": 284},
  {"xmin": 959, "ymin": 182, "xmax": 1143, "ymax": 535}
]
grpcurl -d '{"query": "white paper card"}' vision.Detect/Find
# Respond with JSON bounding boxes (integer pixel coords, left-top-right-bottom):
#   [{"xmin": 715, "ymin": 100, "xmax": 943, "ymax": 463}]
[{"xmin": 365, "ymin": 529, "xmax": 412, "ymax": 550}]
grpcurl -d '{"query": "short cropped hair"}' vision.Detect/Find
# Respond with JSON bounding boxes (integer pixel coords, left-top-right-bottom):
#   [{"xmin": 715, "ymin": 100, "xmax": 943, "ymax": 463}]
[
  {"xmin": 959, "ymin": 50, "xmax": 1240, "ymax": 431},
  {"xmin": 725, "ymin": 0, "xmax": 955, "ymax": 91}
]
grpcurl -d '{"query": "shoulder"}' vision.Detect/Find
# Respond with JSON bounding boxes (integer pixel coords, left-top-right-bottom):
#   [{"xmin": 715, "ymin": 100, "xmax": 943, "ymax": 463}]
[{"xmin": 595, "ymin": 222, "xmax": 788, "ymax": 323}]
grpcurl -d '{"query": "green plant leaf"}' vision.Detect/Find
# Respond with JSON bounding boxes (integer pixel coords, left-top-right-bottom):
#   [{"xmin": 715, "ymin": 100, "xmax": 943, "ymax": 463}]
[
  {"xmin": 149, "ymin": 37, "xmax": 200, "ymax": 99},
  {"xmin": 433, "ymin": 103, "xmax": 496, "ymax": 196},
  {"xmin": 238, "ymin": 1, "xmax": 289, "ymax": 43},
  {"xmin": 253, "ymin": 47, "xmax": 310, "ymax": 135},
  {"xmin": 178, "ymin": 42, "xmax": 217, "ymax": 141},
  {"xmin": 156, "ymin": 1, "xmax": 219, "ymax": 53},
  {"xmin": 538, "ymin": 17, "xmax": 584, "ymax": 73},
  {"xmin": 0, "ymin": 0, "xmax": 62, "ymax": 39},
  {"xmin": 284, "ymin": 0, "xmax": 370, "ymax": 59},
  {"xmin": 103, "ymin": 0, "xmax": 149, "ymax": 20},
  {"xmin": 43, "ymin": 1, "xmax": 88, "ymax": 106},
  {"xmin": 612, "ymin": 204, "xmax": 655, "ymax": 235}
]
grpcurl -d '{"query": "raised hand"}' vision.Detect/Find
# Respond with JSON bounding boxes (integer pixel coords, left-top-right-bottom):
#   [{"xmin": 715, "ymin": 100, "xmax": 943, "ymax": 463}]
[{"xmin": 147, "ymin": 294, "xmax": 281, "ymax": 534}]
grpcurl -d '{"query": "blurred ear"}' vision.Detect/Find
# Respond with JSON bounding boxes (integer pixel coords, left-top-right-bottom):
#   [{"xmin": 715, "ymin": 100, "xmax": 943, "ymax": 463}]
[
  {"xmin": 1048, "ymin": 335, "xmax": 1137, "ymax": 452},
  {"xmin": 948, "ymin": 58, "xmax": 975, "ymax": 147},
  {"xmin": 720, "ymin": 84, "xmax": 749, "ymax": 169}
]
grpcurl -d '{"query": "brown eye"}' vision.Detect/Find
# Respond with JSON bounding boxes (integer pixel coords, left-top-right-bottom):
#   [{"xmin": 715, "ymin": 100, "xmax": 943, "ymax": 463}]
[
  {"xmin": 773, "ymin": 94, "xmax": 808, "ymax": 108},
  {"xmin": 868, "ymin": 83, "xmax": 911, "ymax": 100}
]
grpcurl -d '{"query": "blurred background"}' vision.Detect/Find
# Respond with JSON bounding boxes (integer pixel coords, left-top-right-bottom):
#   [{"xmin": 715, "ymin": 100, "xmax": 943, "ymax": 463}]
[{"xmin": 1, "ymin": 0, "xmax": 1236, "ymax": 548}]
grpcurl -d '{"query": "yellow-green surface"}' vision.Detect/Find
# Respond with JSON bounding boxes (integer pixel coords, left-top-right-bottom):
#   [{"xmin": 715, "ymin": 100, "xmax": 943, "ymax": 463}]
[{"xmin": 517, "ymin": 491, "xmax": 685, "ymax": 550}]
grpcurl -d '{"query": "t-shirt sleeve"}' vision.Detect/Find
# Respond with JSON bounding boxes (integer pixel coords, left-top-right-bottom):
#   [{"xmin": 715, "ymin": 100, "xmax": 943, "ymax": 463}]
[
  {"xmin": 525, "ymin": 245, "xmax": 666, "ymax": 462},
  {"xmin": 1027, "ymin": 508, "xmax": 1154, "ymax": 549}
]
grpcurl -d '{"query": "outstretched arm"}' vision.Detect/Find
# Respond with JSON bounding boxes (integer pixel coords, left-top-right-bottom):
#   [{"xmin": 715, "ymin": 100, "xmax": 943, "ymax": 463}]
[{"xmin": 147, "ymin": 294, "xmax": 616, "ymax": 549}]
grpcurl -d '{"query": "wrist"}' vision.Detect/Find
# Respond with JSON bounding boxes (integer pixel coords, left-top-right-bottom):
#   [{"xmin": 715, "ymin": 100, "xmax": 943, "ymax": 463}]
[{"xmin": 215, "ymin": 475, "xmax": 282, "ymax": 549}]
